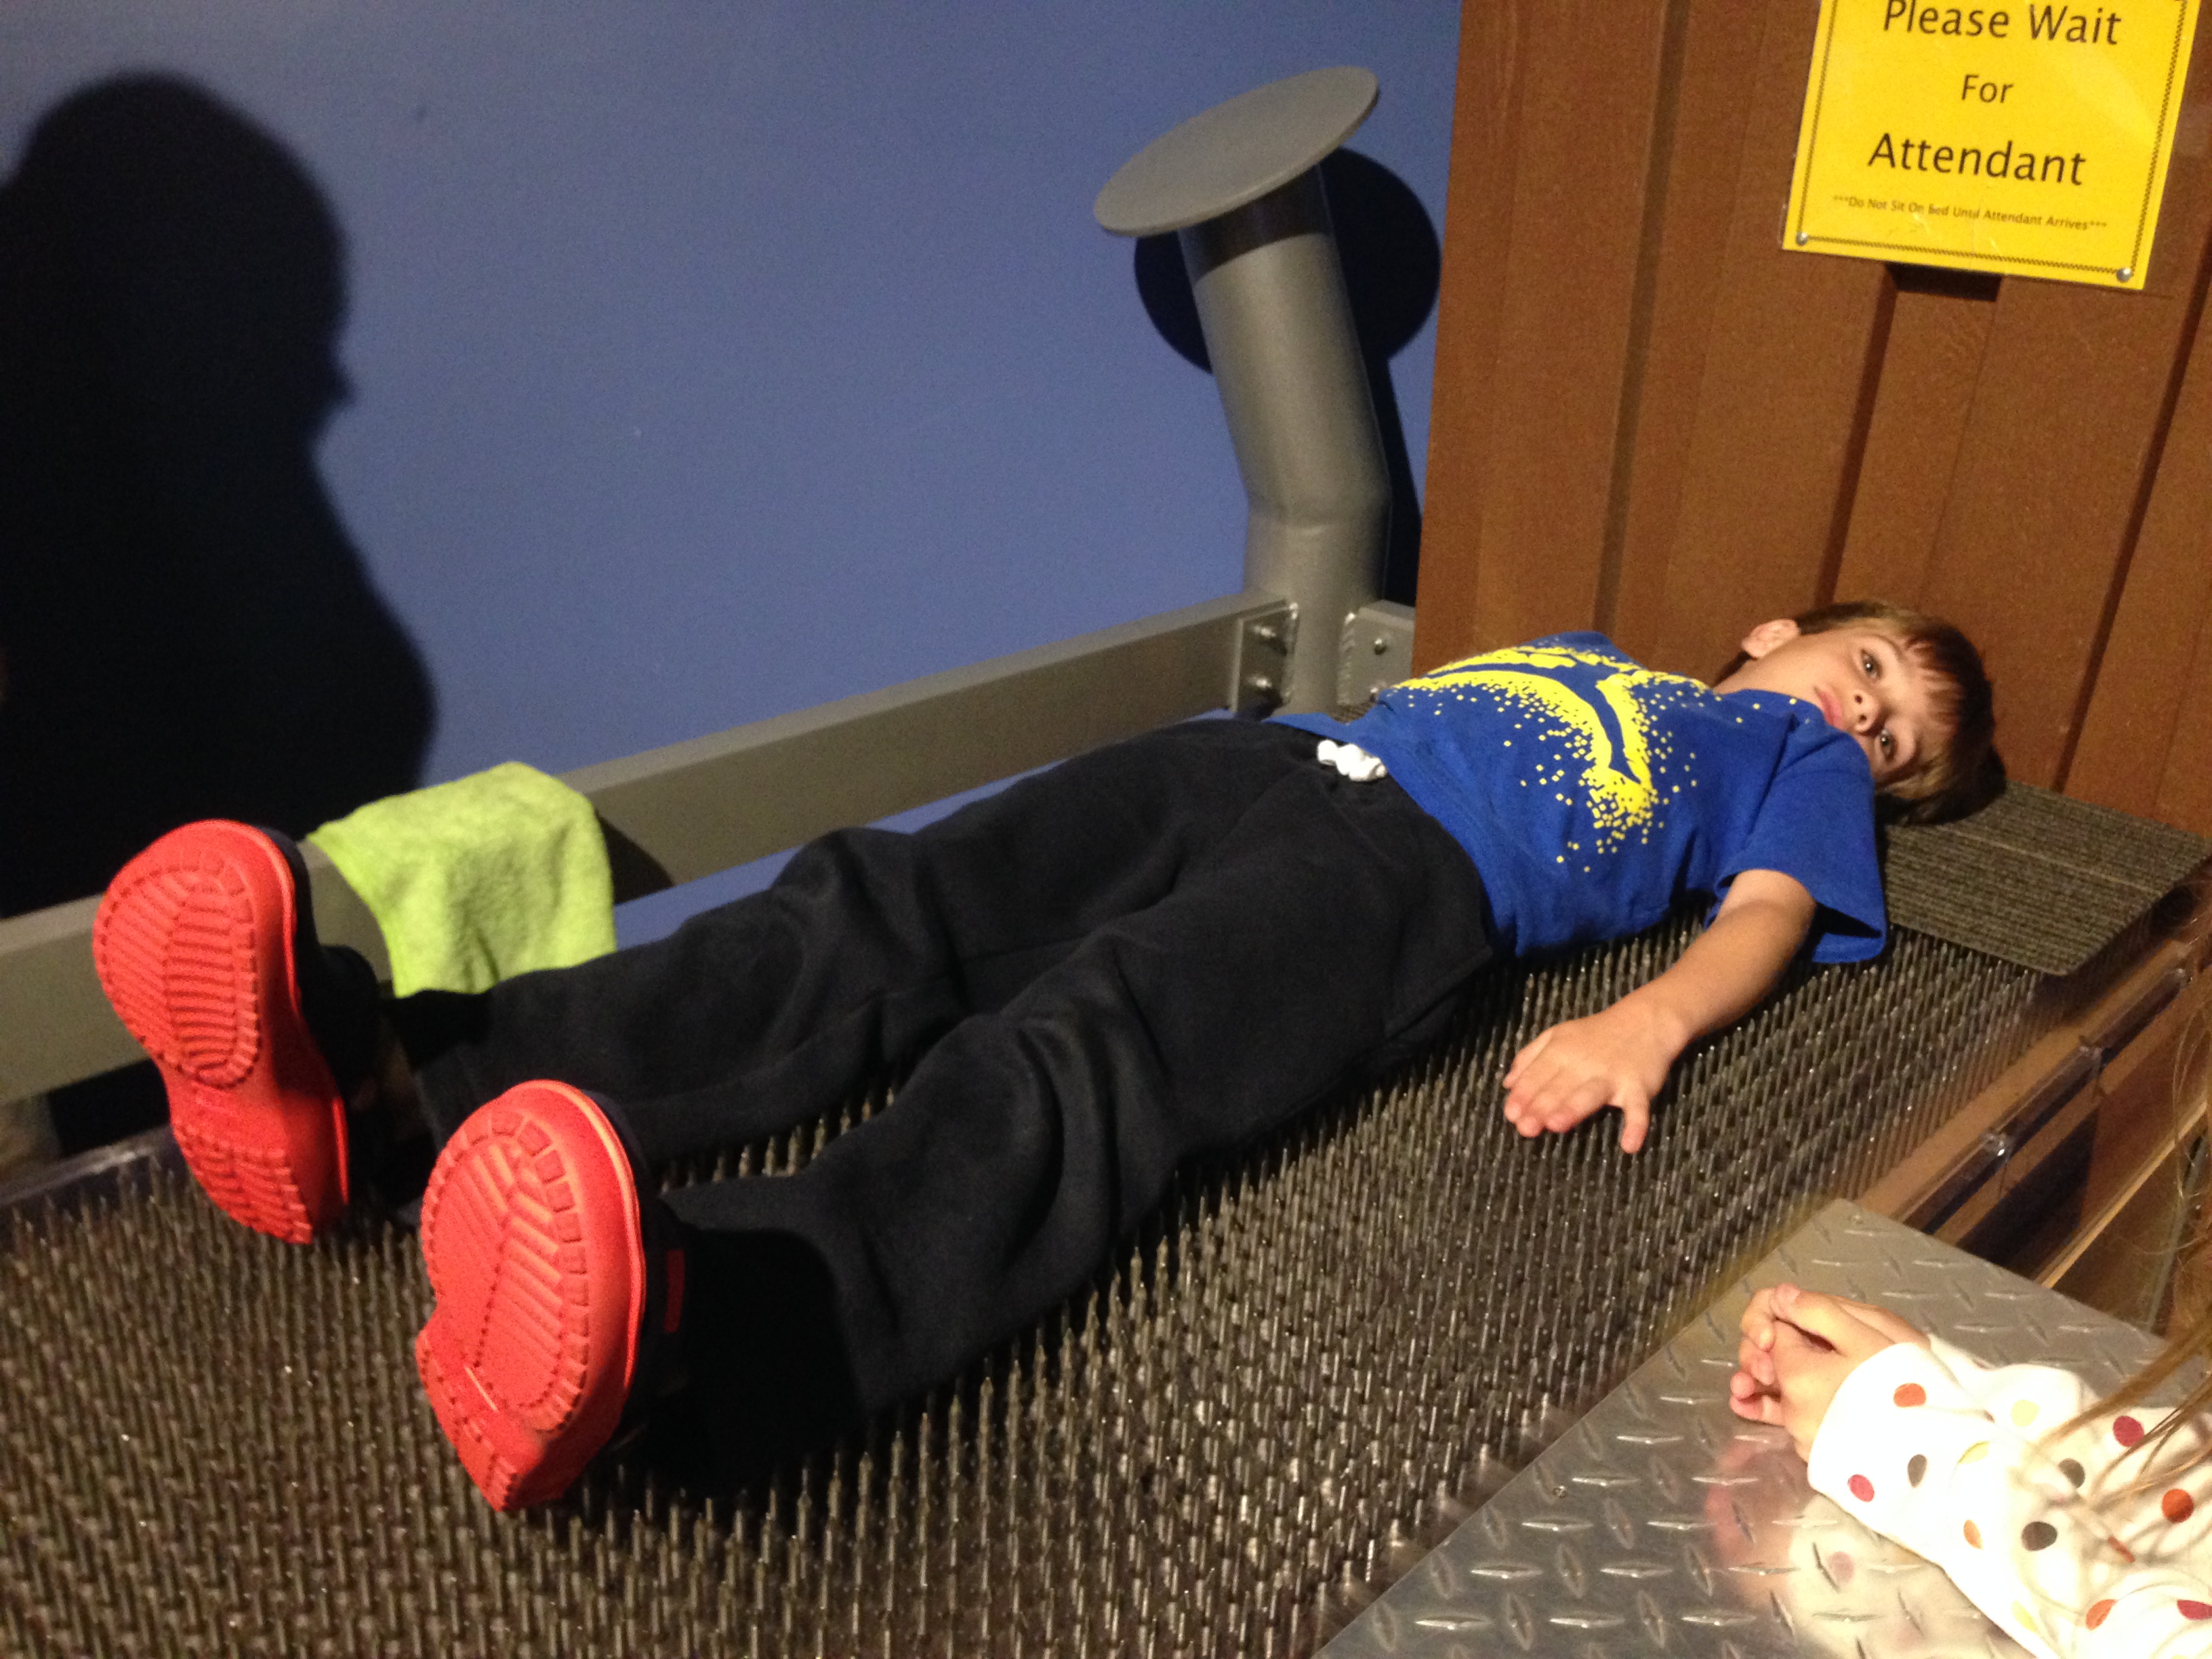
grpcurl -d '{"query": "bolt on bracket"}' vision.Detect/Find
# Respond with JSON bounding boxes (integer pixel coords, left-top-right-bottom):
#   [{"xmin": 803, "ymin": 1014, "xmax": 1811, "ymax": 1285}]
[
  {"xmin": 1336, "ymin": 600, "xmax": 1415, "ymax": 710},
  {"xmin": 1233, "ymin": 602, "xmax": 1297, "ymax": 716}
]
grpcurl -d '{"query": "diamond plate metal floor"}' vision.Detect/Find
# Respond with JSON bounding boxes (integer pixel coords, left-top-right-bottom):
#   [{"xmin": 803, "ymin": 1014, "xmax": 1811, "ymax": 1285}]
[{"xmin": 1323, "ymin": 1200, "xmax": 2174, "ymax": 1659}]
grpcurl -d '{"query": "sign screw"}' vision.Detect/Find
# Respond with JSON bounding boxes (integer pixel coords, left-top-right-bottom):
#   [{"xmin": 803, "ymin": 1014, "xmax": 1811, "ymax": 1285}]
[
  {"xmin": 1795, "ymin": 231, "xmax": 1809, "ymax": 245},
  {"xmin": 2117, "ymin": 267, "xmax": 2133, "ymax": 282}
]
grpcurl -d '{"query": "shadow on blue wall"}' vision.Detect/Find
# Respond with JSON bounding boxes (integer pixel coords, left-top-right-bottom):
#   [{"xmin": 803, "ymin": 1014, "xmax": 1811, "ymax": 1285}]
[
  {"xmin": 0, "ymin": 74, "xmax": 436, "ymax": 918},
  {"xmin": 0, "ymin": 75, "xmax": 436, "ymax": 1147},
  {"xmin": 1130, "ymin": 149, "xmax": 1441, "ymax": 608}
]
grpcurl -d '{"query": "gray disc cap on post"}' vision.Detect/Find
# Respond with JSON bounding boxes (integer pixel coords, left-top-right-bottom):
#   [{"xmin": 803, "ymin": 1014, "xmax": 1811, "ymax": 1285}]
[{"xmin": 1094, "ymin": 67, "xmax": 1379, "ymax": 237}]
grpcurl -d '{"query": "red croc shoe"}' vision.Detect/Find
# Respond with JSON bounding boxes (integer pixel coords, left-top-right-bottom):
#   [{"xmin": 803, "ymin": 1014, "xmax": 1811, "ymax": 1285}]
[
  {"xmin": 414, "ymin": 1081, "xmax": 684, "ymax": 1511},
  {"xmin": 94, "ymin": 820, "xmax": 355, "ymax": 1243}
]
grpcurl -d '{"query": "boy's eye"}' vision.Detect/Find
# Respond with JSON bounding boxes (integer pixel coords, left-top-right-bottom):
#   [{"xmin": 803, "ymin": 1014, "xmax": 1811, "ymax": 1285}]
[
  {"xmin": 1860, "ymin": 650, "xmax": 1879, "ymax": 677},
  {"xmin": 1877, "ymin": 729, "xmax": 1895, "ymax": 758}
]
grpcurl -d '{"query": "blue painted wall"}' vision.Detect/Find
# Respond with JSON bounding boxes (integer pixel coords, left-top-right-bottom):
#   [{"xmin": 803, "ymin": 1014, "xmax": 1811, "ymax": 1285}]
[{"xmin": 1, "ymin": 4, "xmax": 1460, "ymax": 936}]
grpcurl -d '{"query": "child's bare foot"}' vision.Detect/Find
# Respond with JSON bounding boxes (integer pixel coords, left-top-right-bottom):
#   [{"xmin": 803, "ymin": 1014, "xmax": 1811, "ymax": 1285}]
[{"xmin": 1727, "ymin": 1284, "xmax": 1930, "ymax": 1456}]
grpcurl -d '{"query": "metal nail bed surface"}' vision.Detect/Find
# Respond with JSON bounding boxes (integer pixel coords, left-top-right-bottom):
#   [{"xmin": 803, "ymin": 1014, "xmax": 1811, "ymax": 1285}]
[{"xmin": 0, "ymin": 914, "xmax": 2081, "ymax": 1655}]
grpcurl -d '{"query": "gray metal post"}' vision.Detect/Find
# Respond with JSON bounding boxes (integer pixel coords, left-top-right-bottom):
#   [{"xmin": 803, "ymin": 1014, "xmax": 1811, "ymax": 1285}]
[{"xmin": 1097, "ymin": 68, "xmax": 1389, "ymax": 714}]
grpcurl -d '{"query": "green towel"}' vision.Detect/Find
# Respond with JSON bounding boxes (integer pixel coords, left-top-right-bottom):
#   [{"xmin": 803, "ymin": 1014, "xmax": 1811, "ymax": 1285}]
[{"xmin": 308, "ymin": 762, "xmax": 617, "ymax": 996}]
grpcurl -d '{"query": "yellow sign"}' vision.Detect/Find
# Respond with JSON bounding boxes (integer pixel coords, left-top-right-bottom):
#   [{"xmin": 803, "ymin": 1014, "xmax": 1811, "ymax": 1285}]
[{"xmin": 1785, "ymin": 1, "xmax": 2203, "ymax": 287}]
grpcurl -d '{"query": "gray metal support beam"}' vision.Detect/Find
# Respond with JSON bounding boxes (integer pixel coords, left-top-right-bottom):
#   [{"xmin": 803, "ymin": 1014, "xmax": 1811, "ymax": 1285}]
[
  {"xmin": 1097, "ymin": 69, "xmax": 1390, "ymax": 715},
  {"xmin": 565, "ymin": 592, "xmax": 1290, "ymax": 891},
  {"xmin": 1180, "ymin": 176, "xmax": 1388, "ymax": 714},
  {"xmin": 0, "ymin": 591, "xmax": 1291, "ymax": 1105}
]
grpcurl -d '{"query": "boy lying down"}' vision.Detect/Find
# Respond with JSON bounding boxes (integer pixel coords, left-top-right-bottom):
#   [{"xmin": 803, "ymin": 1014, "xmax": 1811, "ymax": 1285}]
[{"xmin": 95, "ymin": 602, "xmax": 1994, "ymax": 1509}]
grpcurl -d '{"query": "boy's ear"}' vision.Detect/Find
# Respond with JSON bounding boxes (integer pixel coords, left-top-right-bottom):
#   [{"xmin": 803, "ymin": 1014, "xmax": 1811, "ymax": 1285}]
[{"xmin": 1739, "ymin": 619, "xmax": 1800, "ymax": 661}]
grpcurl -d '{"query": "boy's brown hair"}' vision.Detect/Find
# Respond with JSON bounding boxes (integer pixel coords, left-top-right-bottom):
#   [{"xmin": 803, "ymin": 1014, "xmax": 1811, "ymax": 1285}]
[{"xmin": 1718, "ymin": 599, "xmax": 2001, "ymax": 824}]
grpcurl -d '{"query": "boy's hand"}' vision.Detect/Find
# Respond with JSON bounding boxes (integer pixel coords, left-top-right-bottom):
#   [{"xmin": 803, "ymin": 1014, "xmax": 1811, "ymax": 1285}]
[
  {"xmin": 1502, "ymin": 869, "xmax": 1817, "ymax": 1156},
  {"xmin": 1727, "ymin": 1282, "xmax": 1927, "ymax": 1458},
  {"xmin": 1502, "ymin": 1000, "xmax": 1683, "ymax": 1153}
]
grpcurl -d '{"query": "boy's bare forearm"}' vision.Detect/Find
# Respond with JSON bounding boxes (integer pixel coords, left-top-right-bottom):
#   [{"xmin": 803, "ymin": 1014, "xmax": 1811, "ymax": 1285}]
[
  {"xmin": 1501, "ymin": 869, "xmax": 1816, "ymax": 1152},
  {"xmin": 1616, "ymin": 872, "xmax": 1816, "ymax": 1055}
]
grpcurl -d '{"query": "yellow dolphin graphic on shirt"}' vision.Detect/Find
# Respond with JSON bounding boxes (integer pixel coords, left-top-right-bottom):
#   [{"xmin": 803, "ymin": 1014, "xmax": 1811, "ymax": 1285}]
[{"xmin": 1399, "ymin": 645, "xmax": 1698, "ymax": 848}]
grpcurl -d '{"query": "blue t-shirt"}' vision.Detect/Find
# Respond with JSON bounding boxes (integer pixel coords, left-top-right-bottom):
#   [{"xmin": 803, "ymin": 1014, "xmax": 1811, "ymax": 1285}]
[{"xmin": 1277, "ymin": 633, "xmax": 1886, "ymax": 963}]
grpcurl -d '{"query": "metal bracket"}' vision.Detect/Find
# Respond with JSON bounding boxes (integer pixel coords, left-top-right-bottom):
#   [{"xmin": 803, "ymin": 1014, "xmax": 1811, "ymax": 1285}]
[
  {"xmin": 2082, "ymin": 962, "xmax": 2190, "ymax": 1059},
  {"xmin": 1336, "ymin": 600, "xmax": 1415, "ymax": 709},
  {"xmin": 1909, "ymin": 1042, "xmax": 2103, "ymax": 1232},
  {"xmin": 1232, "ymin": 602, "xmax": 1296, "ymax": 716}
]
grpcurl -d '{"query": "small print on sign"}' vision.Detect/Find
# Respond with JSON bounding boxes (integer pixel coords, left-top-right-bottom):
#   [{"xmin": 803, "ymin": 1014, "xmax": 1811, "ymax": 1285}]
[{"xmin": 1785, "ymin": 0, "xmax": 2203, "ymax": 287}]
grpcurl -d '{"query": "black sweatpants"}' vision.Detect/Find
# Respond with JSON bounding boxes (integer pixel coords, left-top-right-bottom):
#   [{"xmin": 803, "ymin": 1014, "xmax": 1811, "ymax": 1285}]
[{"xmin": 396, "ymin": 718, "xmax": 1494, "ymax": 1417}]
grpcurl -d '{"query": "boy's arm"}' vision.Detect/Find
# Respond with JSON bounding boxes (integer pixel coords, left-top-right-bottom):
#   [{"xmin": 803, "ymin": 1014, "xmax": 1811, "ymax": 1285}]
[{"xmin": 1501, "ymin": 868, "xmax": 1816, "ymax": 1152}]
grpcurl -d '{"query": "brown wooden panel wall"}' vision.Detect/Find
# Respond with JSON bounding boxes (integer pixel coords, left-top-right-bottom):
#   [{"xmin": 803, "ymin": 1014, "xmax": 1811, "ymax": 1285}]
[{"xmin": 1418, "ymin": 0, "xmax": 2212, "ymax": 830}]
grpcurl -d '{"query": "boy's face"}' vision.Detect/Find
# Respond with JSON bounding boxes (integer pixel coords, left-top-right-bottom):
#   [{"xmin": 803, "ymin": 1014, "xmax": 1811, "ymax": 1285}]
[{"xmin": 1714, "ymin": 619, "xmax": 1940, "ymax": 787}]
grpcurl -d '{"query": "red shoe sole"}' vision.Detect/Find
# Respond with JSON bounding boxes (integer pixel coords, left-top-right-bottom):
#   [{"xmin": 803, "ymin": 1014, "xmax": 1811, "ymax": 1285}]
[
  {"xmin": 93, "ymin": 821, "xmax": 349, "ymax": 1243},
  {"xmin": 415, "ymin": 1081, "xmax": 649, "ymax": 1511}
]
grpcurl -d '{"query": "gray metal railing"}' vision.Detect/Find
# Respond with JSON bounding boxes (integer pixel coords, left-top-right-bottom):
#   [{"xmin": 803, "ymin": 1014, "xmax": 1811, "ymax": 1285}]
[{"xmin": 0, "ymin": 591, "xmax": 1309, "ymax": 1105}]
